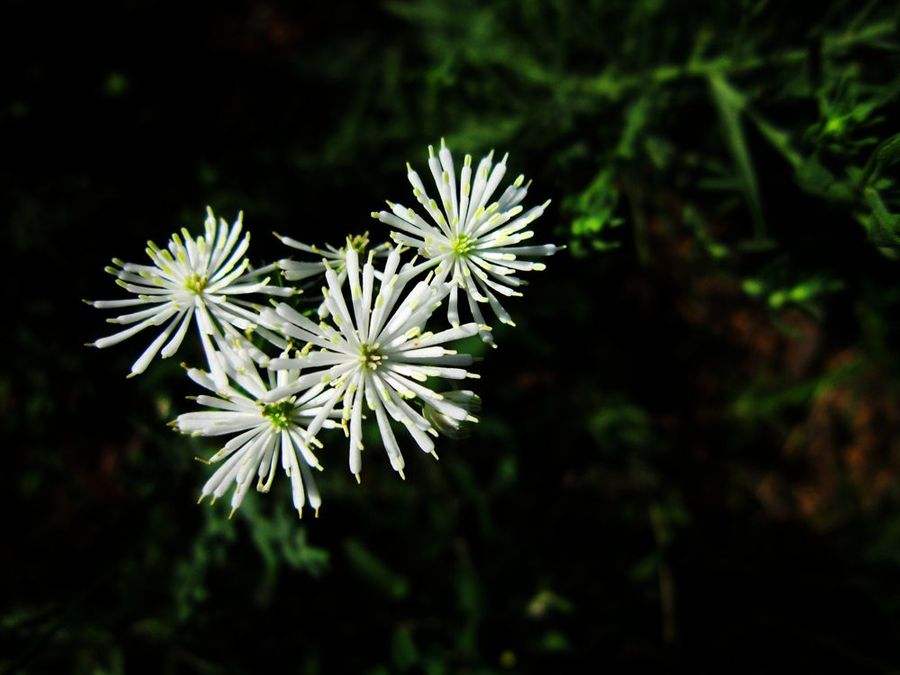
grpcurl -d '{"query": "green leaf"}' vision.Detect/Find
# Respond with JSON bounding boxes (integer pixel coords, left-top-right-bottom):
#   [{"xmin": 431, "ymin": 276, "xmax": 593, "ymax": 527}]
[
  {"xmin": 708, "ymin": 73, "xmax": 765, "ymax": 238},
  {"xmin": 344, "ymin": 539, "xmax": 410, "ymax": 600},
  {"xmin": 392, "ymin": 625, "xmax": 419, "ymax": 671}
]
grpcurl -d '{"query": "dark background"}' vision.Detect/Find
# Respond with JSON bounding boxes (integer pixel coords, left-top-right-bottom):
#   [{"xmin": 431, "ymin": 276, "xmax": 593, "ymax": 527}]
[{"xmin": 4, "ymin": 1, "xmax": 900, "ymax": 672}]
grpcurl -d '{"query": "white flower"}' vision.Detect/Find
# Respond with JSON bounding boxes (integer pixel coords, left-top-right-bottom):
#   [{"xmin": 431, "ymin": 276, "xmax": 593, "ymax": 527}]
[
  {"xmin": 86, "ymin": 207, "xmax": 294, "ymax": 379},
  {"xmin": 274, "ymin": 230, "xmax": 390, "ymax": 318},
  {"xmin": 259, "ymin": 244, "xmax": 483, "ymax": 482},
  {"xmin": 371, "ymin": 139, "xmax": 562, "ymax": 345},
  {"xmin": 175, "ymin": 347, "xmax": 341, "ymax": 518}
]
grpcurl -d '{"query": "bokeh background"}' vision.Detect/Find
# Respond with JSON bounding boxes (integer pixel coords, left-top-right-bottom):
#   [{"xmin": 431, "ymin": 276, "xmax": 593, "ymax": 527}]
[{"xmin": 4, "ymin": 1, "xmax": 900, "ymax": 672}]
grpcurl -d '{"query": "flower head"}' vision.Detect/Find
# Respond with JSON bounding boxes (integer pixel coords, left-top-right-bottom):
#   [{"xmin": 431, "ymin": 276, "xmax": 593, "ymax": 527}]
[
  {"xmin": 372, "ymin": 140, "xmax": 562, "ymax": 345},
  {"xmin": 259, "ymin": 244, "xmax": 482, "ymax": 482},
  {"xmin": 86, "ymin": 208, "xmax": 294, "ymax": 378},
  {"xmin": 274, "ymin": 231, "xmax": 390, "ymax": 318},
  {"xmin": 175, "ymin": 347, "xmax": 341, "ymax": 518}
]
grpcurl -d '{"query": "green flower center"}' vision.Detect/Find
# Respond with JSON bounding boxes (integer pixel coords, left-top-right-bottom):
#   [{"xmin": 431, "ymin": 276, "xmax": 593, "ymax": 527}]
[
  {"xmin": 450, "ymin": 233, "xmax": 475, "ymax": 257},
  {"xmin": 348, "ymin": 232, "xmax": 370, "ymax": 253},
  {"xmin": 184, "ymin": 273, "xmax": 208, "ymax": 295},
  {"xmin": 358, "ymin": 342, "xmax": 384, "ymax": 371},
  {"xmin": 261, "ymin": 400, "xmax": 295, "ymax": 430}
]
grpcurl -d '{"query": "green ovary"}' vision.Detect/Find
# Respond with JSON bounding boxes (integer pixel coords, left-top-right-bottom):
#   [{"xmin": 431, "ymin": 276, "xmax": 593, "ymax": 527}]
[
  {"xmin": 262, "ymin": 400, "xmax": 295, "ymax": 429},
  {"xmin": 358, "ymin": 342, "xmax": 384, "ymax": 370},
  {"xmin": 184, "ymin": 273, "xmax": 208, "ymax": 294},
  {"xmin": 348, "ymin": 232, "xmax": 370, "ymax": 253},
  {"xmin": 451, "ymin": 234, "xmax": 475, "ymax": 257}
]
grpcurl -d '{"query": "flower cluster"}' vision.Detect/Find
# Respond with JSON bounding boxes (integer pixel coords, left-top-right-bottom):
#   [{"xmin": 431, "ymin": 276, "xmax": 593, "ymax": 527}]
[{"xmin": 88, "ymin": 142, "xmax": 560, "ymax": 518}]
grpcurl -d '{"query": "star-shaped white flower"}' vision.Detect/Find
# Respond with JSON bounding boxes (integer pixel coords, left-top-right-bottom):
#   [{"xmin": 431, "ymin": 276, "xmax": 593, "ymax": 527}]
[
  {"xmin": 175, "ymin": 346, "xmax": 341, "ymax": 518},
  {"xmin": 258, "ymin": 244, "xmax": 483, "ymax": 482},
  {"xmin": 372, "ymin": 139, "xmax": 562, "ymax": 345},
  {"xmin": 274, "ymin": 230, "xmax": 390, "ymax": 318},
  {"xmin": 86, "ymin": 208, "xmax": 294, "ymax": 378}
]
